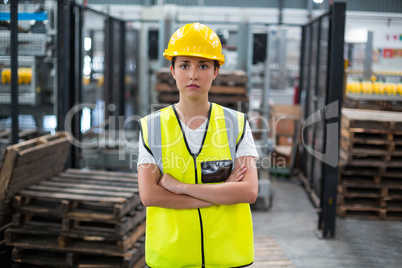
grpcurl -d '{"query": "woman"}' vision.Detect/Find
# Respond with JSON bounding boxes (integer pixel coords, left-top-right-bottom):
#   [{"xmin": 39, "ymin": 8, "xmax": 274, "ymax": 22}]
[{"xmin": 138, "ymin": 22, "xmax": 259, "ymax": 268}]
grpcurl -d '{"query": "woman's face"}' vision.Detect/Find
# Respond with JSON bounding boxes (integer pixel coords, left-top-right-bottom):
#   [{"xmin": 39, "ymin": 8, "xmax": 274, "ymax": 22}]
[{"xmin": 170, "ymin": 56, "xmax": 219, "ymax": 100}]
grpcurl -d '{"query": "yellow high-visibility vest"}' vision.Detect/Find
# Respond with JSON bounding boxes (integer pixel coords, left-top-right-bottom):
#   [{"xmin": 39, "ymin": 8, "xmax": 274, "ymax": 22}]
[{"xmin": 139, "ymin": 102, "xmax": 254, "ymax": 268}]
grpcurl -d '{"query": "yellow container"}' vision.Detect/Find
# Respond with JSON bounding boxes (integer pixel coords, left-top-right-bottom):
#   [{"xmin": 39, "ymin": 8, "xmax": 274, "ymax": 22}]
[
  {"xmin": 366, "ymin": 82, "xmax": 373, "ymax": 95},
  {"xmin": 397, "ymin": 83, "xmax": 402, "ymax": 95},
  {"xmin": 83, "ymin": 76, "xmax": 90, "ymax": 86},
  {"xmin": 1, "ymin": 68, "xmax": 11, "ymax": 84},
  {"xmin": 1, "ymin": 68, "xmax": 32, "ymax": 84}
]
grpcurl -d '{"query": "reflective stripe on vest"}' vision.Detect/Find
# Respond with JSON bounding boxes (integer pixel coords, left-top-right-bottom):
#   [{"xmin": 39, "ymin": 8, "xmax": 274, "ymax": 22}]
[{"xmin": 139, "ymin": 102, "xmax": 253, "ymax": 268}]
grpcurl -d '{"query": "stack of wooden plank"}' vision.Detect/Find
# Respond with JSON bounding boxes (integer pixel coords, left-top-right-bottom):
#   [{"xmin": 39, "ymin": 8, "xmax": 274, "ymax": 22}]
[
  {"xmin": 0, "ymin": 132, "xmax": 71, "ymax": 266},
  {"xmin": 338, "ymin": 108, "xmax": 402, "ymax": 220},
  {"xmin": 5, "ymin": 169, "xmax": 145, "ymax": 268},
  {"xmin": 155, "ymin": 68, "xmax": 249, "ymax": 111}
]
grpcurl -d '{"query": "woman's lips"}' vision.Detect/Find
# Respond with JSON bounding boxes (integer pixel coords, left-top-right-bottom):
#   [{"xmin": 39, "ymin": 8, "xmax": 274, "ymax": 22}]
[{"xmin": 187, "ymin": 84, "xmax": 199, "ymax": 89}]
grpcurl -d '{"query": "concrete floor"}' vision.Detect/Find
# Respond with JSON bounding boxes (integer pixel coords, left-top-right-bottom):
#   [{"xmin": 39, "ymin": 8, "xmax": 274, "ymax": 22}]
[{"xmin": 252, "ymin": 176, "xmax": 402, "ymax": 268}]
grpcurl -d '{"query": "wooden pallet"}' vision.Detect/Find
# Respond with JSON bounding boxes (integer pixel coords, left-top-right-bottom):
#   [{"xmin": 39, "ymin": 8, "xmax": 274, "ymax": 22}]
[
  {"xmin": 339, "ymin": 172, "xmax": 402, "ymax": 186},
  {"xmin": 343, "ymin": 96, "xmax": 402, "ymax": 112},
  {"xmin": 337, "ymin": 205, "xmax": 386, "ymax": 220},
  {"xmin": 61, "ymin": 207, "xmax": 146, "ymax": 236},
  {"xmin": 12, "ymin": 204, "xmax": 145, "ymax": 237},
  {"xmin": 389, "ymin": 155, "xmax": 402, "ymax": 166},
  {"xmin": 0, "ymin": 132, "xmax": 71, "ymax": 247},
  {"xmin": 342, "ymin": 108, "xmax": 402, "ymax": 129},
  {"xmin": 13, "ymin": 169, "xmax": 141, "ymax": 221},
  {"xmin": 5, "ymin": 168, "xmax": 146, "ymax": 267},
  {"xmin": 338, "ymin": 184, "xmax": 402, "ymax": 199},
  {"xmin": 0, "ymin": 132, "xmax": 71, "ymax": 200},
  {"xmin": 341, "ymin": 109, "xmax": 402, "ymax": 149},
  {"xmin": 338, "ymin": 178, "xmax": 402, "ymax": 221},
  {"xmin": 340, "ymin": 136, "xmax": 393, "ymax": 154},
  {"xmin": 338, "ymin": 195, "xmax": 402, "ymax": 209},
  {"xmin": 10, "ymin": 240, "xmax": 144, "ymax": 268},
  {"xmin": 337, "ymin": 205, "xmax": 402, "ymax": 220},
  {"xmin": 340, "ymin": 164, "xmax": 385, "ymax": 177},
  {"xmin": 5, "ymin": 221, "xmax": 145, "ymax": 256},
  {"xmin": 252, "ymin": 235, "xmax": 294, "ymax": 268},
  {"xmin": 340, "ymin": 148, "xmax": 391, "ymax": 166}
]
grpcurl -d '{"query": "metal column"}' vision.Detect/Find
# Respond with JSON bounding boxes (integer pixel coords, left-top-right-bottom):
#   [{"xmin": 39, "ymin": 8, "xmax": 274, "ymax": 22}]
[
  {"xmin": 363, "ymin": 31, "xmax": 373, "ymax": 80},
  {"xmin": 262, "ymin": 28, "xmax": 271, "ymax": 146},
  {"xmin": 70, "ymin": 3, "xmax": 83, "ymax": 168},
  {"xmin": 319, "ymin": 2, "xmax": 346, "ymax": 238},
  {"xmin": 139, "ymin": 23, "xmax": 150, "ymax": 116},
  {"xmin": 278, "ymin": 28, "xmax": 287, "ymax": 90},
  {"xmin": 57, "ymin": 0, "xmax": 72, "ymax": 132},
  {"xmin": 10, "ymin": 0, "xmax": 18, "ymax": 144},
  {"xmin": 104, "ymin": 17, "xmax": 113, "ymax": 120},
  {"xmin": 119, "ymin": 21, "xmax": 126, "ymax": 118}
]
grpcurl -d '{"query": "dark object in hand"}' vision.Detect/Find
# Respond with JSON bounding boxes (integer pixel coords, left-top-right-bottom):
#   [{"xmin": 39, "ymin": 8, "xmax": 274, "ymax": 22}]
[{"xmin": 201, "ymin": 160, "xmax": 233, "ymax": 183}]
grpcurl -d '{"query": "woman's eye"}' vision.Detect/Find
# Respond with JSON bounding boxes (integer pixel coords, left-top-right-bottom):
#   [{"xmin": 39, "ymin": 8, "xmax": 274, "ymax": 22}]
[
  {"xmin": 180, "ymin": 64, "xmax": 188, "ymax": 69},
  {"xmin": 200, "ymin": 64, "xmax": 208, "ymax": 70}
]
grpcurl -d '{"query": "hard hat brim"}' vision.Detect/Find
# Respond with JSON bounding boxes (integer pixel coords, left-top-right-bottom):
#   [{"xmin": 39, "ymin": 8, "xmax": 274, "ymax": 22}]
[{"xmin": 163, "ymin": 51, "xmax": 225, "ymax": 66}]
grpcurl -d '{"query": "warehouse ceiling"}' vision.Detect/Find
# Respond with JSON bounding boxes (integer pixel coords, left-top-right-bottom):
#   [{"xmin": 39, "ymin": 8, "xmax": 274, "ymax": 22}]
[{"xmin": 88, "ymin": 0, "xmax": 402, "ymax": 13}]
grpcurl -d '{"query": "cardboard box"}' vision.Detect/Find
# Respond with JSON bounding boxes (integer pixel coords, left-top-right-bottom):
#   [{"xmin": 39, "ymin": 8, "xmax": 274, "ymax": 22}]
[
  {"xmin": 270, "ymin": 104, "xmax": 300, "ymax": 119},
  {"xmin": 271, "ymin": 118, "xmax": 295, "ymax": 136},
  {"xmin": 269, "ymin": 104, "xmax": 300, "ymax": 136},
  {"xmin": 277, "ymin": 135, "xmax": 294, "ymax": 146}
]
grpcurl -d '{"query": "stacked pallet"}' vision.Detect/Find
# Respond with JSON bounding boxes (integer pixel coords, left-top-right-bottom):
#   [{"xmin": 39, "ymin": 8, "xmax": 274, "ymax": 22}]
[
  {"xmin": 338, "ymin": 108, "xmax": 402, "ymax": 220},
  {"xmin": 0, "ymin": 132, "xmax": 71, "ymax": 266},
  {"xmin": 155, "ymin": 68, "xmax": 249, "ymax": 111},
  {"xmin": 5, "ymin": 169, "xmax": 145, "ymax": 268}
]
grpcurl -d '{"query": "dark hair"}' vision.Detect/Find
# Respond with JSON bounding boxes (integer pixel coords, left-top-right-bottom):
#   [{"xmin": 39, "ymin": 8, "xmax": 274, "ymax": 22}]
[{"xmin": 171, "ymin": 57, "xmax": 220, "ymax": 70}]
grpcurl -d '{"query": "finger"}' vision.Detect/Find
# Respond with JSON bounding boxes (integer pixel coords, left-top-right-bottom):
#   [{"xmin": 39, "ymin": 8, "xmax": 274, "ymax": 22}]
[
  {"xmin": 233, "ymin": 174, "xmax": 244, "ymax": 182},
  {"xmin": 239, "ymin": 166, "xmax": 248, "ymax": 174},
  {"xmin": 233, "ymin": 166, "xmax": 247, "ymax": 176}
]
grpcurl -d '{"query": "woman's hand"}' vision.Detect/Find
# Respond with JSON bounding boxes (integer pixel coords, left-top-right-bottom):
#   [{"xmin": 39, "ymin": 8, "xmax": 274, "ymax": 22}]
[
  {"xmin": 159, "ymin": 173, "xmax": 184, "ymax": 194},
  {"xmin": 225, "ymin": 164, "xmax": 247, "ymax": 183},
  {"xmin": 160, "ymin": 163, "xmax": 247, "ymax": 197}
]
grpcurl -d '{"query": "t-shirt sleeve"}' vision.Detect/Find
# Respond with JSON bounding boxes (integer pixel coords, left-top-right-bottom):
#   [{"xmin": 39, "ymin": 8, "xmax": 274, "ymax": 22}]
[
  {"xmin": 235, "ymin": 120, "xmax": 259, "ymax": 159},
  {"xmin": 137, "ymin": 132, "xmax": 157, "ymax": 167}
]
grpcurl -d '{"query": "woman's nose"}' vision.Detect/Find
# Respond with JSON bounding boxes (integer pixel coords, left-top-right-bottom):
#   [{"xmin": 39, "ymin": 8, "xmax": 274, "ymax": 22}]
[{"xmin": 189, "ymin": 67, "xmax": 198, "ymax": 80}]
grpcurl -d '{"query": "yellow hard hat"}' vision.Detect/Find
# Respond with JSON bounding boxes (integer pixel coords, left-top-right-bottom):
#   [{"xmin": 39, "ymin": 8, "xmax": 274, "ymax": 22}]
[{"xmin": 163, "ymin": 22, "xmax": 225, "ymax": 66}]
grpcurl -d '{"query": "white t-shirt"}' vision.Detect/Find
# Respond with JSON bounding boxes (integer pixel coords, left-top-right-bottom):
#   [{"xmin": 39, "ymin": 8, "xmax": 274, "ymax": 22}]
[{"xmin": 137, "ymin": 119, "xmax": 259, "ymax": 167}]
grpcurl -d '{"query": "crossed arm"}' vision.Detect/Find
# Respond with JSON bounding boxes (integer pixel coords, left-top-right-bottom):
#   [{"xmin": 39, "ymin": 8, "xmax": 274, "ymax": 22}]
[{"xmin": 138, "ymin": 156, "xmax": 258, "ymax": 209}]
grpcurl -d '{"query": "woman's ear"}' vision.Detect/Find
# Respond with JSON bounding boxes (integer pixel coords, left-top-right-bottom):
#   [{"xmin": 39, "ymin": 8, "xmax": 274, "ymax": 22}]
[
  {"xmin": 213, "ymin": 66, "xmax": 219, "ymax": 79},
  {"xmin": 170, "ymin": 65, "xmax": 175, "ymax": 79}
]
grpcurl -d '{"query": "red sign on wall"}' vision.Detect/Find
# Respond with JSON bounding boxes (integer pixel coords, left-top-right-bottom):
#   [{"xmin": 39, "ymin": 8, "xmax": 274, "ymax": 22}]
[{"xmin": 383, "ymin": 48, "xmax": 394, "ymax": 58}]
